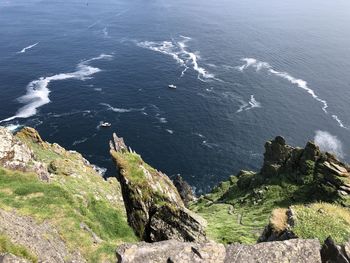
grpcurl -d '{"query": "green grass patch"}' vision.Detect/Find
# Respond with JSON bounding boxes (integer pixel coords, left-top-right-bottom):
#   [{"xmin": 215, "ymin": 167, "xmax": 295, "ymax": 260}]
[
  {"xmin": 292, "ymin": 203, "xmax": 350, "ymax": 244},
  {"xmin": 0, "ymin": 234, "xmax": 38, "ymax": 262},
  {"xmin": 191, "ymin": 172, "xmax": 319, "ymax": 244},
  {"xmin": 0, "ymin": 168, "xmax": 137, "ymax": 262}
]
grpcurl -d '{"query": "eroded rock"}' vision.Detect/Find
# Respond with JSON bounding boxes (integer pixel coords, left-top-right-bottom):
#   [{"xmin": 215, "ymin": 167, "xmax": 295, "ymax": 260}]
[
  {"xmin": 110, "ymin": 133, "xmax": 207, "ymax": 242},
  {"xmin": 260, "ymin": 136, "xmax": 350, "ymax": 202}
]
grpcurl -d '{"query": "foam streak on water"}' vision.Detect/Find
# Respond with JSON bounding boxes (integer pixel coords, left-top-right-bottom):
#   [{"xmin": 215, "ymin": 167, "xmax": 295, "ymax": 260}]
[
  {"xmin": 237, "ymin": 58, "xmax": 347, "ymax": 129},
  {"xmin": 17, "ymin": 42, "xmax": 39, "ymax": 54},
  {"xmin": 137, "ymin": 37, "xmax": 216, "ymax": 82},
  {"xmin": 0, "ymin": 54, "xmax": 112, "ymax": 123},
  {"xmin": 236, "ymin": 95, "xmax": 261, "ymax": 113},
  {"xmin": 100, "ymin": 103, "xmax": 145, "ymax": 113}
]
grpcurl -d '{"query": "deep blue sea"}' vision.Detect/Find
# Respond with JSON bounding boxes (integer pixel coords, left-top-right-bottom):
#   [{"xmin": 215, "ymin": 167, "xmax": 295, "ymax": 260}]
[{"xmin": 1, "ymin": 0, "xmax": 350, "ymax": 193}]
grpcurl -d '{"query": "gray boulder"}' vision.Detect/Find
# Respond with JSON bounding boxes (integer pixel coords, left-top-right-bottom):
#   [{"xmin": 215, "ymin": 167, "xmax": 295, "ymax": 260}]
[{"xmin": 116, "ymin": 239, "xmax": 322, "ymax": 263}]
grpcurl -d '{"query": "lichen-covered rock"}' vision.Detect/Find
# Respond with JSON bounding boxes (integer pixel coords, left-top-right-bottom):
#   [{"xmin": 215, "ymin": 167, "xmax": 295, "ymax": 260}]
[
  {"xmin": 116, "ymin": 239, "xmax": 322, "ymax": 263},
  {"xmin": 261, "ymin": 136, "xmax": 292, "ymax": 177},
  {"xmin": 0, "ymin": 127, "xmax": 34, "ymax": 170},
  {"xmin": 116, "ymin": 240, "xmax": 226, "ymax": 263},
  {"xmin": 225, "ymin": 239, "xmax": 322, "ymax": 263},
  {"xmin": 110, "ymin": 133, "xmax": 207, "ymax": 242},
  {"xmin": 260, "ymin": 136, "xmax": 350, "ymax": 204},
  {"xmin": 0, "ymin": 127, "xmax": 49, "ymax": 180}
]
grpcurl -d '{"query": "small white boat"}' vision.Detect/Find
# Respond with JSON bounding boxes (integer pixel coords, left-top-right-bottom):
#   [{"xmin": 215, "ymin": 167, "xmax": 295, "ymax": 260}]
[
  {"xmin": 101, "ymin": 122, "xmax": 111, "ymax": 127},
  {"xmin": 168, "ymin": 84, "xmax": 177, "ymax": 89}
]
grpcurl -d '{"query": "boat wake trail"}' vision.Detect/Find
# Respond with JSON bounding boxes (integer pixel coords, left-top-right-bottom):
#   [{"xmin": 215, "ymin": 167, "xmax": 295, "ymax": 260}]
[
  {"xmin": 17, "ymin": 42, "xmax": 39, "ymax": 54},
  {"xmin": 137, "ymin": 36, "xmax": 219, "ymax": 82},
  {"xmin": 237, "ymin": 58, "xmax": 347, "ymax": 129},
  {"xmin": 100, "ymin": 103, "xmax": 145, "ymax": 113},
  {"xmin": 0, "ymin": 54, "xmax": 113, "ymax": 123}
]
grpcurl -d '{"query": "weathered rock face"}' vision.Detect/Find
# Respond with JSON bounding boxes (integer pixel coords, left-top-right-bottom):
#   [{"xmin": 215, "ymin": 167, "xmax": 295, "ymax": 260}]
[
  {"xmin": 116, "ymin": 240, "xmax": 226, "ymax": 263},
  {"xmin": 261, "ymin": 136, "xmax": 293, "ymax": 176},
  {"xmin": 173, "ymin": 175, "xmax": 196, "ymax": 206},
  {"xmin": 0, "ymin": 127, "xmax": 34, "ymax": 170},
  {"xmin": 260, "ymin": 136, "xmax": 350, "ymax": 203},
  {"xmin": 110, "ymin": 133, "xmax": 207, "ymax": 242},
  {"xmin": 0, "ymin": 127, "xmax": 49, "ymax": 180},
  {"xmin": 116, "ymin": 239, "xmax": 322, "ymax": 263}
]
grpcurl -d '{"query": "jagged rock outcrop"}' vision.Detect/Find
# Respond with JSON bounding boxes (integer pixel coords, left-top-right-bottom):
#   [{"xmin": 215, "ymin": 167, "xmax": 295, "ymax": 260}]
[
  {"xmin": 0, "ymin": 127, "xmax": 48, "ymax": 180},
  {"xmin": 116, "ymin": 239, "xmax": 322, "ymax": 263},
  {"xmin": 173, "ymin": 174, "xmax": 196, "ymax": 206},
  {"xmin": 110, "ymin": 133, "xmax": 207, "ymax": 242},
  {"xmin": 261, "ymin": 136, "xmax": 350, "ymax": 202}
]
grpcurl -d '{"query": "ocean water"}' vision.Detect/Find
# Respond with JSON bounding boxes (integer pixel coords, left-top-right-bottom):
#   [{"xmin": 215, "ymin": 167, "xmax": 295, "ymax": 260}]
[{"xmin": 1, "ymin": 0, "xmax": 350, "ymax": 193}]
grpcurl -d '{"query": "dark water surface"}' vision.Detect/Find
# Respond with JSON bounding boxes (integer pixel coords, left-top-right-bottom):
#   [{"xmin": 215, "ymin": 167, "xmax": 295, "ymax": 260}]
[{"xmin": 1, "ymin": 0, "xmax": 350, "ymax": 192}]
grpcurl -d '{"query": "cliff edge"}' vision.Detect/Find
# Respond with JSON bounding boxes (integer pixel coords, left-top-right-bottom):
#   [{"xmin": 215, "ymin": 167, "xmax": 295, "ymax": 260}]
[{"xmin": 1, "ymin": 127, "xmax": 350, "ymax": 262}]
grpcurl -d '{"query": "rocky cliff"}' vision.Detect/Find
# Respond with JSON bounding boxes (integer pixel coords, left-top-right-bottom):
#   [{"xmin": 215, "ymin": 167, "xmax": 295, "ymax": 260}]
[
  {"xmin": 109, "ymin": 133, "xmax": 206, "ymax": 242},
  {"xmin": 190, "ymin": 136, "xmax": 350, "ymax": 245},
  {"xmin": 1, "ymin": 127, "xmax": 350, "ymax": 262}
]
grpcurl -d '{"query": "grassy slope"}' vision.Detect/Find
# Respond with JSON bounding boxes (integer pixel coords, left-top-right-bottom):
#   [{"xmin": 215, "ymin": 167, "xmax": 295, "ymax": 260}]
[
  {"xmin": 292, "ymin": 203, "xmax": 350, "ymax": 244},
  {"xmin": 191, "ymin": 167, "xmax": 350, "ymax": 244},
  {"xmin": 0, "ymin": 129, "xmax": 137, "ymax": 262},
  {"xmin": 0, "ymin": 168, "xmax": 136, "ymax": 262},
  {"xmin": 0, "ymin": 233, "xmax": 38, "ymax": 262}
]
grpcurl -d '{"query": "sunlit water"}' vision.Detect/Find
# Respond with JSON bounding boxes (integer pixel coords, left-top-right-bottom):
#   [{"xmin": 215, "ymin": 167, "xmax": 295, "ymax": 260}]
[{"xmin": 1, "ymin": 0, "xmax": 350, "ymax": 193}]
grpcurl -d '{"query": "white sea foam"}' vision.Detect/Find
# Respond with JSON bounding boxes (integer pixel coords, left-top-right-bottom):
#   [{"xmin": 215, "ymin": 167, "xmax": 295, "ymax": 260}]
[
  {"xmin": 237, "ymin": 58, "xmax": 347, "ymax": 129},
  {"xmin": 202, "ymin": 140, "xmax": 219, "ymax": 149},
  {"xmin": 236, "ymin": 100, "xmax": 248, "ymax": 113},
  {"xmin": 137, "ymin": 37, "xmax": 216, "ymax": 81},
  {"xmin": 5, "ymin": 124, "xmax": 22, "ymax": 132},
  {"xmin": 314, "ymin": 130, "xmax": 344, "ymax": 158},
  {"xmin": 50, "ymin": 110, "xmax": 92, "ymax": 118},
  {"xmin": 0, "ymin": 54, "xmax": 112, "ymax": 123},
  {"xmin": 72, "ymin": 137, "xmax": 88, "ymax": 146},
  {"xmin": 166, "ymin": 129, "xmax": 174, "ymax": 134},
  {"xmin": 332, "ymin": 115, "xmax": 347, "ymax": 129},
  {"xmin": 137, "ymin": 40, "xmax": 186, "ymax": 66},
  {"xmin": 17, "ymin": 42, "xmax": 39, "ymax": 54},
  {"xmin": 103, "ymin": 27, "xmax": 109, "ymax": 38},
  {"xmin": 194, "ymin": 132, "xmax": 205, "ymax": 138},
  {"xmin": 100, "ymin": 103, "xmax": 145, "ymax": 113},
  {"xmin": 248, "ymin": 95, "xmax": 261, "ymax": 109},
  {"xmin": 237, "ymin": 95, "xmax": 261, "ymax": 113},
  {"xmin": 177, "ymin": 39, "xmax": 215, "ymax": 81},
  {"xmin": 157, "ymin": 116, "xmax": 168, "ymax": 123},
  {"xmin": 91, "ymin": 165, "xmax": 107, "ymax": 176},
  {"xmin": 88, "ymin": 20, "xmax": 101, "ymax": 29}
]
